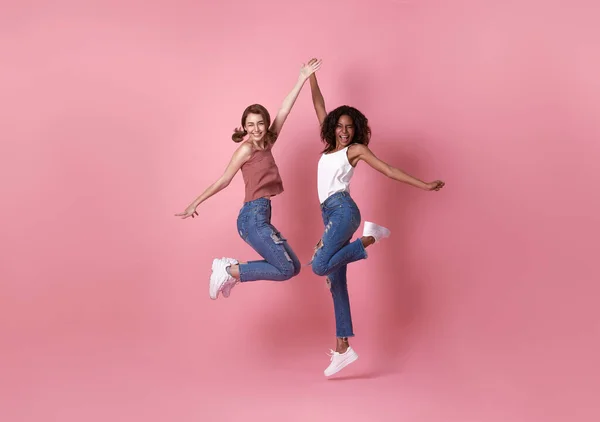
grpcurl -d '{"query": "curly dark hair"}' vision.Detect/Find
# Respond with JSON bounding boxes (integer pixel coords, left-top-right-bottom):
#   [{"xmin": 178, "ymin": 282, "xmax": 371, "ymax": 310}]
[
  {"xmin": 320, "ymin": 105, "xmax": 371, "ymax": 153},
  {"xmin": 232, "ymin": 104, "xmax": 278, "ymax": 144}
]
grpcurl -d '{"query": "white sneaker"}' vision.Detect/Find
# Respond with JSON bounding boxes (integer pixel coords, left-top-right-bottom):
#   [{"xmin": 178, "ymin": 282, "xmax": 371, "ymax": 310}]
[
  {"xmin": 362, "ymin": 221, "xmax": 391, "ymax": 243},
  {"xmin": 324, "ymin": 347, "xmax": 359, "ymax": 377},
  {"xmin": 209, "ymin": 257, "xmax": 236, "ymax": 300},
  {"xmin": 220, "ymin": 258, "xmax": 239, "ymax": 298}
]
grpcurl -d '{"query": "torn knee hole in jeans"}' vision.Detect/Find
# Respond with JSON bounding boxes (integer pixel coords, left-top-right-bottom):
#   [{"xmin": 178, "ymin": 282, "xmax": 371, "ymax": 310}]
[
  {"xmin": 270, "ymin": 231, "xmax": 292, "ymax": 262},
  {"xmin": 308, "ymin": 222, "xmax": 333, "ymax": 265},
  {"xmin": 270, "ymin": 231, "xmax": 283, "ymax": 245},
  {"xmin": 315, "ymin": 239, "xmax": 323, "ymax": 251},
  {"xmin": 310, "ymin": 239, "xmax": 323, "ymax": 262},
  {"xmin": 320, "ymin": 222, "xmax": 333, "ymax": 248}
]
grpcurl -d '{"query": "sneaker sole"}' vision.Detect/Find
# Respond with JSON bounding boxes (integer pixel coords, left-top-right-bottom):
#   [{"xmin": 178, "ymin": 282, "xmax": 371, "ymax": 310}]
[{"xmin": 209, "ymin": 258, "xmax": 221, "ymax": 300}]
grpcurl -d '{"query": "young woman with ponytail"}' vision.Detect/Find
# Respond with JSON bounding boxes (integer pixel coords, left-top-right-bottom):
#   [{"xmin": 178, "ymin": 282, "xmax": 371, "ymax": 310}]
[{"xmin": 176, "ymin": 60, "xmax": 322, "ymax": 300}]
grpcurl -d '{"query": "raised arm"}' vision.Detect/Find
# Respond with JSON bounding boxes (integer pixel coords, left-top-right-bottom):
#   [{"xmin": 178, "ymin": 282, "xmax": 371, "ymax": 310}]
[
  {"xmin": 307, "ymin": 58, "xmax": 327, "ymax": 125},
  {"xmin": 269, "ymin": 59, "xmax": 322, "ymax": 138},
  {"xmin": 349, "ymin": 144, "xmax": 445, "ymax": 191},
  {"xmin": 175, "ymin": 143, "xmax": 253, "ymax": 219}
]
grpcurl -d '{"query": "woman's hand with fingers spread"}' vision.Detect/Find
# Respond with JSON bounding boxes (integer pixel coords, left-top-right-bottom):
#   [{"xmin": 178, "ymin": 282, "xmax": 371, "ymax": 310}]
[{"xmin": 299, "ymin": 59, "xmax": 322, "ymax": 81}]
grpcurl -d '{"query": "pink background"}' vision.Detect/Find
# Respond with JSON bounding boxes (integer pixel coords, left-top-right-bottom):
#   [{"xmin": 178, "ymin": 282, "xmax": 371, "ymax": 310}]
[{"xmin": 2, "ymin": 0, "xmax": 599, "ymax": 421}]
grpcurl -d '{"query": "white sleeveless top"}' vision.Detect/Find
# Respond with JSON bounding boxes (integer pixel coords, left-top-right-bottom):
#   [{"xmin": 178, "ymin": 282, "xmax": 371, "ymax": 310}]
[{"xmin": 317, "ymin": 146, "xmax": 355, "ymax": 204}]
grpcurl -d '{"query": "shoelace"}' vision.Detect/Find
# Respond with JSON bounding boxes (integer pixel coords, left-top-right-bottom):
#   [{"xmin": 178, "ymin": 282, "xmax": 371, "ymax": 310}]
[{"xmin": 327, "ymin": 349, "xmax": 338, "ymax": 361}]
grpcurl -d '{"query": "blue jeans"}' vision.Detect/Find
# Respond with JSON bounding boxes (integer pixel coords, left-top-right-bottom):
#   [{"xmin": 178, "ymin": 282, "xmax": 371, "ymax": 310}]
[
  {"xmin": 236, "ymin": 198, "xmax": 301, "ymax": 282},
  {"xmin": 311, "ymin": 192, "xmax": 368, "ymax": 338}
]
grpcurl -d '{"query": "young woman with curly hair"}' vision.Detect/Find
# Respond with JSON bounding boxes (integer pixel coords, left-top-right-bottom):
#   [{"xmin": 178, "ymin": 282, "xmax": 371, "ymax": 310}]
[{"xmin": 307, "ymin": 59, "xmax": 445, "ymax": 376}]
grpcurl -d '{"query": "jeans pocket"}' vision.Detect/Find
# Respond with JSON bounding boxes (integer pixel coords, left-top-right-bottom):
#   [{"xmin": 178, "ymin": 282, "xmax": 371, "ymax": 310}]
[{"xmin": 350, "ymin": 206, "xmax": 361, "ymax": 230}]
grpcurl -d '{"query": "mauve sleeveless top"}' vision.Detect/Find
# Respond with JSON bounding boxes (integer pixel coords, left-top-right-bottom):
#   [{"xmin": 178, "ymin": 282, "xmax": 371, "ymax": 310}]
[{"xmin": 240, "ymin": 142, "xmax": 284, "ymax": 202}]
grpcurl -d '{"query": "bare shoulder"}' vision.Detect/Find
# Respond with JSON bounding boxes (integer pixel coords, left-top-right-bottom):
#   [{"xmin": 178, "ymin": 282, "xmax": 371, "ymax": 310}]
[
  {"xmin": 233, "ymin": 142, "xmax": 254, "ymax": 161},
  {"xmin": 238, "ymin": 141, "xmax": 254, "ymax": 153},
  {"xmin": 347, "ymin": 143, "xmax": 370, "ymax": 159},
  {"xmin": 349, "ymin": 143, "xmax": 369, "ymax": 154}
]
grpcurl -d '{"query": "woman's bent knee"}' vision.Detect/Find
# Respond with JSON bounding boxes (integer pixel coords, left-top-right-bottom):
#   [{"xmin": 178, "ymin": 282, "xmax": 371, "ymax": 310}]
[
  {"xmin": 293, "ymin": 260, "xmax": 302, "ymax": 277},
  {"xmin": 311, "ymin": 260, "xmax": 328, "ymax": 277},
  {"xmin": 278, "ymin": 259, "xmax": 299, "ymax": 281}
]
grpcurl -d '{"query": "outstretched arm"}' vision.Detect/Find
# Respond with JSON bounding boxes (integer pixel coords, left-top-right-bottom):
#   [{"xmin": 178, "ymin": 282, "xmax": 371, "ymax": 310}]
[
  {"xmin": 350, "ymin": 144, "xmax": 445, "ymax": 191},
  {"xmin": 307, "ymin": 58, "xmax": 327, "ymax": 125},
  {"xmin": 269, "ymin": 59, "xmax": 322, "ymax": 138},
  {"xmin": 175, "ymin": 143, "xmax": 253, "ymax": 219}
]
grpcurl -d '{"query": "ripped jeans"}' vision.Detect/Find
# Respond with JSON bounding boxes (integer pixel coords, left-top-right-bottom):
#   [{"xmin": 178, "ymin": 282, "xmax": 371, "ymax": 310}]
[
  {"xmin": 236, "ymin": 197, "xmax": 301, "ymax": 282},
  {"xmin": 311, "ymin": 191, "xmax": 368, "ymax": 338}
]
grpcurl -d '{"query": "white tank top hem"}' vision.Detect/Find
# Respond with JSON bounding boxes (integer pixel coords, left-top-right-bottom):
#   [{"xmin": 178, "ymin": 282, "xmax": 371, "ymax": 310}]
[{"xmin": 317, "ymin": 146, "xmax": 355, "ymax": 204}]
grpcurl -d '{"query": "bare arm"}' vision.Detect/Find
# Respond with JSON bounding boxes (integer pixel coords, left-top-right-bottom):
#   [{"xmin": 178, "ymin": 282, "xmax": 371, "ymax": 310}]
[
  {"xmin": 350, "ymin": 144, "xmax": 445, "ymax": 191},
  {"xmin": 175, "ymin": 143, "xmax": 253, "ymax": 218},
  {"xmin": 309, "ymin": 74, "xmax": 327, "ymax": 125},
  {"xmin": 308, "ymin": 59, "xmax": 327, "ymax": 125},
  {"xmin": 269, "ymin": 59, "xmax": 322, "ymax": 138}
]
